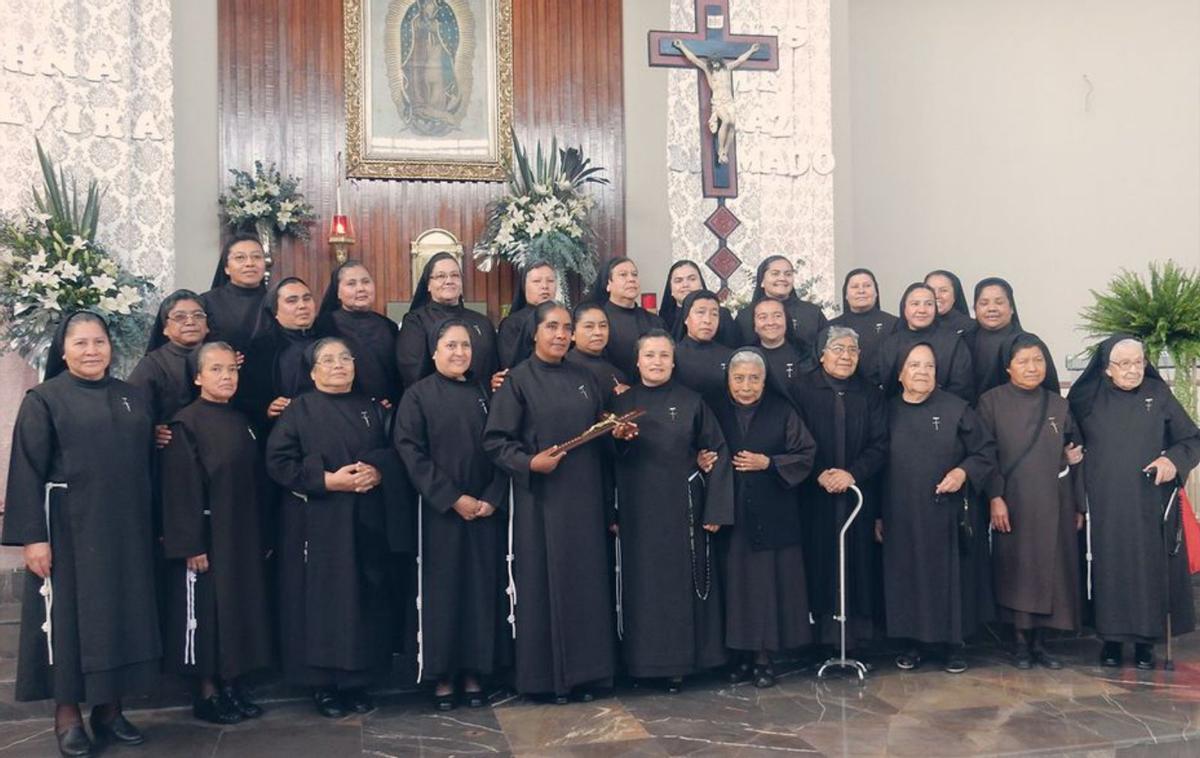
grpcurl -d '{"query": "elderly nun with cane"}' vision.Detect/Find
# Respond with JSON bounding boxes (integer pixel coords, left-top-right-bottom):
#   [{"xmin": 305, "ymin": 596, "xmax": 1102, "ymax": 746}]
[{"xmin": 1067, "ymin": 335, "xmax": 1200, "ymax": 670}]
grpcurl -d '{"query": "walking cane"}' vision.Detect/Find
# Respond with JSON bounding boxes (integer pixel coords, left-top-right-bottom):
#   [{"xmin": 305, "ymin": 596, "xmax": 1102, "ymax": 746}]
[
  {"xmin": 817, "ymin": 485, "xmax": 869, "ymax": 682},
  {"xmin": 1161, "ymin": 482, "xmax": 1181, "ymax": 671}
]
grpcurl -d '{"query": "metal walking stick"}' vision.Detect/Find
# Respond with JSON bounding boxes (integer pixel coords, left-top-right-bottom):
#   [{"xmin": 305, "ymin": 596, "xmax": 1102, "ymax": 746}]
[
  {"xmin": 817, "ymin": 484, "xmax": 869, "ymax": 682},
  {"xmin": 1161, "ymin": 483, "xmax": 1181, "ymax": 671}
]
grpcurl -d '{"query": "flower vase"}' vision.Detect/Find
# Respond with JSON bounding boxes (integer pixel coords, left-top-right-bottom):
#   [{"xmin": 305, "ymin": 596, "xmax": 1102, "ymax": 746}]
[{"xmin": 254, "ymin": 219, "xmax": 276, "ymax": 280}]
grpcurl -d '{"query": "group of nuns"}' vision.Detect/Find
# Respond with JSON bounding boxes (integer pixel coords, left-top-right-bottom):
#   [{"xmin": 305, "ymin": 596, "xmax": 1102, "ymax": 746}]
[{"xmin": 5, "ymin": 236, "xmax": 1199, "ymax": 757}]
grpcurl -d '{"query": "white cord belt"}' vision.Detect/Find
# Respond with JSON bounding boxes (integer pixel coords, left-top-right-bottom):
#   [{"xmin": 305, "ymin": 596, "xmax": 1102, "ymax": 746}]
[{"xmin": 40, "ymin": 482, "xmax": 67, "ymax": 665}]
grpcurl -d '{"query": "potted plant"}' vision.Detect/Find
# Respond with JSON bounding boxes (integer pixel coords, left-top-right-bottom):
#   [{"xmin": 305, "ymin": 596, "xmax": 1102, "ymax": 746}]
[
  {"xmin": 219, "ymin": 161, "xmax": 316, "ymax": 271},
  {"xmin": 1079, "ymin": 260, "xmax": 1200, "ymax": 419}
]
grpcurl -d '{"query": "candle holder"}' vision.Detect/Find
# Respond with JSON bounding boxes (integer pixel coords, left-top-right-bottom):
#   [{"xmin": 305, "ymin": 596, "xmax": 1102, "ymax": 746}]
[{"xmin": 329, "ymin": 151, "xmax": 356, "ymax": 263}]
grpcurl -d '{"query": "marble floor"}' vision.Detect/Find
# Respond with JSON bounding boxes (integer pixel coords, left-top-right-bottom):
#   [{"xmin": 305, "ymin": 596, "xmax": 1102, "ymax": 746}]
[{"xmin": 1, "ymin": 635, "xmax": 1199, "ymax": 757}]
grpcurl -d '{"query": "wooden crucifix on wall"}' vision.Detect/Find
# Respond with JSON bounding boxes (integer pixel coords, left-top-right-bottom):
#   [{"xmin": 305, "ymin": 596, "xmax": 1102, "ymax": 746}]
[{"xmin": 648, "ymin": 0, "xmax": 779, "ymax": 199}]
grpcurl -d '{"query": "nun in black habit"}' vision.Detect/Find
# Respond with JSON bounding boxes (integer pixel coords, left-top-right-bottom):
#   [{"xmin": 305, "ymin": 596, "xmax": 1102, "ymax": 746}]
[
  {"xmin": 396, "ymin": 252, "xmax": 499, "ymax": 390},
  {"xmin": 497, "ymin": 261, "xmax": 557, "ymax": 370},
  {"xmin": 238, "ymin": 276, "xmax": 322, "ymax": 428},
  {"xmin": 924, "ymin": 269, "xmax": 974, "ymax": 337},
  {"xmin": 670, "ymin": 290, "xmax": 735, "ymax": 401},
  {"xmin": 733, "ymin": 255, "xmax": 828, "ymax": 348},
  {"xmin": 266, "ymin": 337, "xmax": 409, "ymax": 717},
  {"xmin": 1067, "ymin": 335, "xmax": 1200, "ymax": 670},
  {"xmin": 829, "ymin": 268, "xmax": 898, "ymax": 378},
  {"xmin": 793, "ymin": 326, "xmax": 889, "ymax": 653},
  {"xmin": 748, "ymin": 297, "xmax": 816, "ymax": 406},
  {"xmin": 565, "ymin": 301, "xmax": 630, "ymax": 395},
  {"xmin": 978, "ymin": 333, "xmax": 1082, "ymax": 669},
  {"xmin": 483, "ymin": 301, "xmax": 631, "ymax": 702},
  {"xmin": 880, "ymin": 342, "xmax": 995, "ymax": 674},
  {"xmin": 2, "ymin": 312, "xmax": 160, "ymax": 755},
  {"xmin": 970, "ymin": 277, "xmax": 1025, "ymax": 398},
  {"xmin": 712, "ymin": 348, "xmax": 817, "ymax": 688},
  {"xmin": 316, "ymin": 260, "xmax": 401, "ymax": 406},
  {"xmin": 161, "ymin": 342, "xmax": 273, "ymax": 724},
  {"xmin": 874, "ymin": 283, "xmax": 975, "ymax": 403},
  {"xmin": 393, "ymin": 320, "xmax": 510, "ymax": 711},
  {"xmin": 587, "ymin": 257, "xmax": 664, "ymax": 379},
  {"xmin": 128, "ymin": 289, "xmax": 207, "ymax": 424},
  {"xmin": 610, "ymin": 330, "xmax": 734, "ymax": 690},
  {"xmin": 200, "ymin": 233, "xmax": 268, "ymax": 354},
  {"xmin": 659, "ymin": 260, "xmax": 740, "ymax": 348}
]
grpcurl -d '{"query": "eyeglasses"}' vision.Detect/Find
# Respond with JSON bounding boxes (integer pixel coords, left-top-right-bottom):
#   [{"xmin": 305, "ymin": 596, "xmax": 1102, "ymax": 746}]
[
  {"xmin": 167, "ymin": 311, "xmax": 208, "ymax": 324},
  {"xmin": 430, "ymin": 272, "xmax": 463, "ymax": 282},
  {"xmin": 316, "ymin": 353, "xmax": 355, "ymax": 367},
  {"xmin": 228, "ymin": 253, "xmax": 266, "ymax": 264},
  {"xmin": 1109, "ymin": 359, "xmax": 1145, "ymax": 372},
  {"xmin": 826, "ymin": 345, "xmax": 860, "ymax": 357}
]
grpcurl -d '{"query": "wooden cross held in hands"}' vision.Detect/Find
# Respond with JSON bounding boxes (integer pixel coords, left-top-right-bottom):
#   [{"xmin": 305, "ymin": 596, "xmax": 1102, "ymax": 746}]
[{"xmin": 649, "ymin": 0, "xmax": 779, "ymax": 198}]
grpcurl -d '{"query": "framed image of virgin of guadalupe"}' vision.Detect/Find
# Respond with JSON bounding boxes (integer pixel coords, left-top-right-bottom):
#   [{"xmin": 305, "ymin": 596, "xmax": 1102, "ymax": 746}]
[{"xmin": 344, "ymin": 0, "xmax": 514, "ymax": 181}]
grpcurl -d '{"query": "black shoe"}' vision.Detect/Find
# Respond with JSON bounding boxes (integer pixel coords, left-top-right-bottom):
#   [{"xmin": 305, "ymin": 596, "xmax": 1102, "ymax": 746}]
[
  {"xmin": 1100, "ymin": 641, "xmax": 1122, "ymax": 668},
  {"xmin": 895, "ymin": 649, "xmax": 921, "ymax": 670},
  {"xmin": 666, "ymin": 677, "xmax": 683, "ymax": 695},
  {"xmin": 571, "ymin": 687, "xmax": 595, "ymax": 703},
  {"xmin": 313, "ymin": 689, "xmax": 346, "ymax": 719},
  {"xmin": 340, "ymin": 688, "xmax": 376, "ymax": 714},
  {"xmin": 89, "ymin": 711, "xmax": 144, "ymax": 746},
  {"xmin": 753, "ymin": 665, "xmax": 775, "ymax": 688},
  {"xmin": 194, "ymin": 693, "xmax": 243, "ymax": 725},
  {"xmin": 55, "ymin": 725, "xmax": 92, "ymax": 758},
  {"xmin": 433, "ymin": 692, "xmax": 456, "ymax": 711},
  {"xmin": 944, "ymin": 656, "xmax": 968, "ymax": 674},
  {"xmin": 727, "ymin": 662, "xmax": 752, "ymax": 684},
  {"xmin": 464, "ymin": 691, "xmax": 485, "ymax": 708},
  {"xmin": 553, "ymin": 694, "xmax": 569, "ymax": 705},
  {"xmin": 1032, "ymin": 648, "xmax": 1063, "ymax": 670},
  {"xmin": 224, "ymin": 683, "xmax": 264, "ymax": 719},
  {"xmin": 1014, "ymin": 644, "xmax": 1033, "ymax": 670},
  {"xmin": 1135, "ymin": 643, "xmax": 1155, "ymax": 670}
]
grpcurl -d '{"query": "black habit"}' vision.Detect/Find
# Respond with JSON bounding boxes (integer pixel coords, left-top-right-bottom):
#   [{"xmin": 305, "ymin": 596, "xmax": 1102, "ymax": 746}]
[
  {"xmin": 598, "ymin": 301, "xmax": 664, "ymax": 380},
  {"xmin": 161, "ymin": 399, "xmax": 273, "ymax": 679},
  {"xmin": 482, "ymin": 357, "xmax": 616, "ymax": 695},
  {"xmin": 611, "ymin": 382, "xmax": 734, "ymax": 678},
  {"xmin": 735, "ymin": 294, "xmax": 828, "ymax": 349},
  {"xmin": 497, "ymin": 306, "xmax": 536, "ymax": 370},
  {"xmin": 394, "ymin": 373, "xmax": 510, "ymax": 681},
  {"xmin": 239, "ymin": 323, "xmax": 321, "ymax": 427},
  {"xmin": 793, "ymin": 369, "xmax": 889, "ymax": 645},
  {"xmin": 200, "ymin": 282, "xmax": 267, "ymax": 354},
  {"xmin": 127, "ymin": 342, "xmax": 197, "ymax": 423},
  {"xmin": 266, "ymin": 391, "xmax": 406, "ymax": 687},
  {"xmin": 713, "ymin": 391, "xmax": 817, "ymax": 652},
  {"xmin": 1068, "ymin": 337, "xmax": 1200, "ymax": 642},
  {"xmin": 324, "ymin": 309, "xmax": 401, "ymax": 405},
  {"xmin": 396, "ymin": 303, "xmax": 498, "ymax": 390},
  {"xmin": 875, "ymin": 322, "xmax": 975, "ymax": 403},
  {"xmin": 3, "ymin": 374, "xmax": 161, "ymax": 703},
  {"xmin": 672, "ymin": 337, "xmax": 734, "ymax": 403},
  {"xmin": 564, "ymin": 349, "xmax": 628, "ymax": 396},
  {"xmin": 758, "ymin": 341, "xmax": 816, "ymax": 408},
  {"xmin": 882, "ymin": 389, "xmax": 995, "ymax": 644},
  {"xmin": 978, "ymin": 383, "xmax": 1082, "ymax": 631}
]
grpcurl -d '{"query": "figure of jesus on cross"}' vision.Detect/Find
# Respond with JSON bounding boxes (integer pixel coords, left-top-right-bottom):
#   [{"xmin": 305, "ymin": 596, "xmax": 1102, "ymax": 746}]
[
  {"xmin": 649, "ymin": 0, "xmax": 778, "ymax": 198},
  {"xmin": 672, "ymin": 38, "xmax": 760, "ymax": 165}
]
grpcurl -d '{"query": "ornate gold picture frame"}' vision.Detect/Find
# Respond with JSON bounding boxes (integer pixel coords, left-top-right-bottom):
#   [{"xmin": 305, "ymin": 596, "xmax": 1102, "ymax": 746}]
[{"xmin": 344, "ymin": 0, "xmax": 513, "ymax": 181}]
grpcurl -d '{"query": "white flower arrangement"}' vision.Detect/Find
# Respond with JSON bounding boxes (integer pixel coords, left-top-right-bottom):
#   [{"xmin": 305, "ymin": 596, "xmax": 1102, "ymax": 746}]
[
  {"xmin": 474, "ymin": 134, "xmax": 608, "ymax": 299},
  {"xmin": 0, "ymin": 144, "xmax": 154, "ymax": 377},
  {"xmin": 220, "ymin": 160, "xmax": 316, "ymax": 238}
]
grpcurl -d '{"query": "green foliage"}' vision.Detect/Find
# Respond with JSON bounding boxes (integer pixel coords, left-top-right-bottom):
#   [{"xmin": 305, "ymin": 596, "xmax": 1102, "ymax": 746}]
[
  {"xmin": 1080, "ymin": 260, "xmax": 1200, "ymax": 416},
  {"xmin": 31, "ymin": 138, "xmax": 104, "ymax": 242}
]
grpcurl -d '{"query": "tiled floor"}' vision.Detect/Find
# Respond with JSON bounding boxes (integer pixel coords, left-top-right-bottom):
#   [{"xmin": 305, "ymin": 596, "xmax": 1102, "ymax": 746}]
[{"xmin": 2, "ymin": 635, "xmax": 1200, "ymax": 756}]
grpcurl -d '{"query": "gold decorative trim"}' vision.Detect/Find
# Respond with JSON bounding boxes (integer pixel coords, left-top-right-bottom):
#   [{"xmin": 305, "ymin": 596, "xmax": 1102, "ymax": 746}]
[{"xmin": 344, "ymin": 0, "xmax": 513, "ymax": 182}]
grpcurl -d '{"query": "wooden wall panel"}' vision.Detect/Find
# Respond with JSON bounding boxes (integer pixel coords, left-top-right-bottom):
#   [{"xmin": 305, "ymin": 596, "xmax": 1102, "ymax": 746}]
[{"xmin": 218, "ymin": 0, "xmax": 626, "ymax": 320}]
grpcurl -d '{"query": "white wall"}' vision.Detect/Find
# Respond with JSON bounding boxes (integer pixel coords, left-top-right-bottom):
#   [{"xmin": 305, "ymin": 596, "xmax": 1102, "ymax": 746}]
[
  {"xmin": 837, "ymin": 0, "xmax": 1200, "ymax": 369},
  {"xmin": 171, "ymin": 0, "xmax": 220, "ymax": 293}
]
